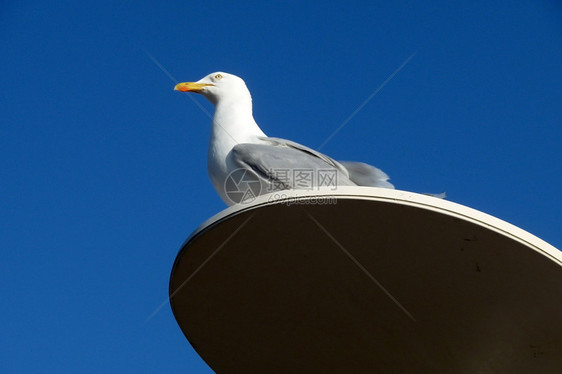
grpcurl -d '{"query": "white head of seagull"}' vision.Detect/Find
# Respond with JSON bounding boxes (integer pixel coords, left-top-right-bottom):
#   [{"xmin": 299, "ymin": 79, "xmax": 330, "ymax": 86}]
[
  {"xmin": 174, "ymin": 72, "xmax": 248, "ymax": 104},
  {"xmin": 175, "ymin": 72, "xmax": 394, "ymax": 206},
  {"xmin": 174, "ymin": 72, "xmax": 266, "ymax": 140}
]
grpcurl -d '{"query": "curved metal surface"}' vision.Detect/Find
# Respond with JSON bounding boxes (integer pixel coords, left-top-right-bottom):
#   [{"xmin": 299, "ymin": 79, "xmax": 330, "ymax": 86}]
[{"xmin": 170, "ymin": 187, "xmax": 562, "ymax": 373}]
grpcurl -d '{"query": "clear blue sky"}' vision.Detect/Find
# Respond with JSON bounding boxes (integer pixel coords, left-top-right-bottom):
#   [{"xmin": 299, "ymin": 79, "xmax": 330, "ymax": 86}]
[{"xmin": 1, "ymin": 1, "xmax": 560, "ymax": 372}]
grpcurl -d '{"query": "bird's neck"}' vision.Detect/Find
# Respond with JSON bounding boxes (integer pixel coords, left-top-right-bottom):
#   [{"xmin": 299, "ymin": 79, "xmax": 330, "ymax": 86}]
[
  {"xmin": 207, "ymin": 95, "xmax": 266, "ymax": 194},
  {"xmin": 211, "ymin": 96, "xmax": 266, "ymax": 144}
]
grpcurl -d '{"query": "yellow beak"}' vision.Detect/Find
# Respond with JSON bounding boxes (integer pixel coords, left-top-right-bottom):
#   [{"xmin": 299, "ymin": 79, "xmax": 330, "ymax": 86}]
[{"xmin": 174, "ymin": 82, "xmax": 214, "ymax": 92}]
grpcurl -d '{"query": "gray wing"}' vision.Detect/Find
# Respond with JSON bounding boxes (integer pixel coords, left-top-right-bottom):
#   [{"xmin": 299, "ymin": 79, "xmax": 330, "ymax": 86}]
[
  {"xmin": 266, "ymin": 138, "xmax": 393, "ymax": 189},
  {"xmin": 230, "ymin": 138, "xmax": 356, "ymax": 189},
  {"xmin": 338, "ymin": 161, "xmax": 395, "ymax": 189},
  {"xmin": 263, "ymin": 137, "xmax": 349, "ymax": 174}
]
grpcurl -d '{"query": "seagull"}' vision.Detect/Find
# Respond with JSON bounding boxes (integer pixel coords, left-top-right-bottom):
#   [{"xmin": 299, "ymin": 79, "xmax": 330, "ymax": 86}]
[{"xmin": 175, "ymin": 72, "xmax": 394, "ymax": 206}]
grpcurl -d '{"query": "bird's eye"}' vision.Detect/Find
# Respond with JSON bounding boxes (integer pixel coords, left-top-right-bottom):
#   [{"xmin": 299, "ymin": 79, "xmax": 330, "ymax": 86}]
[{"xmin": 215, "ymin": 74, "xmax": 223, "ymax": 80}]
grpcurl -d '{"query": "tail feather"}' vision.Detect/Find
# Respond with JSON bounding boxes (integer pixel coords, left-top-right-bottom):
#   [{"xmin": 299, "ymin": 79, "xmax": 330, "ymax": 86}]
[{"xmin": 339, "ymin": 161, "xmax": 395, "ymax": 189}]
